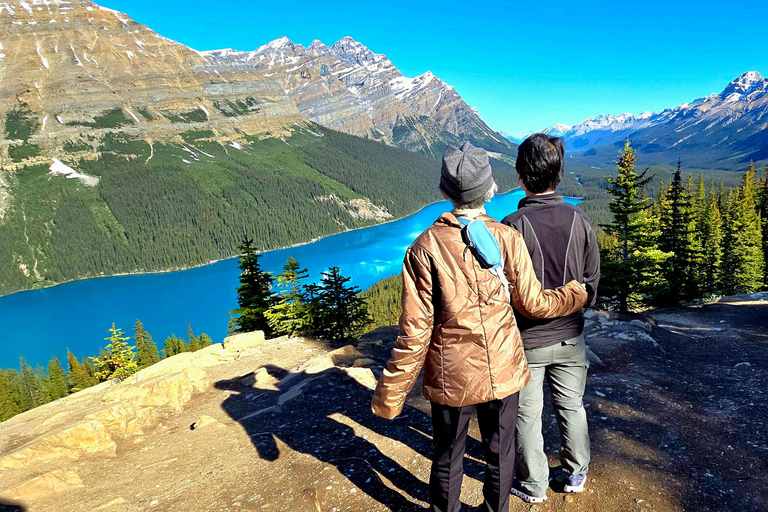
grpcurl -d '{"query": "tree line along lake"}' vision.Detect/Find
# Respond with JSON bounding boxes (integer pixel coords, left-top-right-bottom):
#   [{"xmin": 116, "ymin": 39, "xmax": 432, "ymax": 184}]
[{"xmin": 0, "ymin": 189, "xmax": 580, "ymax": 370}]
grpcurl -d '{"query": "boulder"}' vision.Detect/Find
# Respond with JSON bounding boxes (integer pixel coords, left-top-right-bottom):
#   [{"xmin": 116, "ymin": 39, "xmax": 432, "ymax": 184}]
[
  {"xmin": 3, "ymin": 469, "xmax": 84, "ymax": 500},
  {"xmin": 328, "ymin": 345, "xmax": 364, "ymax": 366},
  {"xmin": 0, "ymin": 420, "xmax": 116, "ymax": 470},
  {"xmin": 223, "ymin": 331, "xmax": 266, "ymax": 352},
  {"xmin": 629, "ymin": 319, "xmax": 653, "ymax": 332},
  {"xmin": 298, "ymin": 345, "xmax": 364, "ymax": 374},
  {"xmin": 352, "ymin": 358, "xmax": 377, "ymax": 368},
  {"xmin": 342, "ymin": 367, "xmax": 378, "ymax": 390}
]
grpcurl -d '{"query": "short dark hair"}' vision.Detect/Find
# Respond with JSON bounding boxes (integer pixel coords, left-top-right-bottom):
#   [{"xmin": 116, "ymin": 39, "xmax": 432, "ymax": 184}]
[{"xmin": 516, "ymin": 133, "xmax": 565, "ymax": 193}]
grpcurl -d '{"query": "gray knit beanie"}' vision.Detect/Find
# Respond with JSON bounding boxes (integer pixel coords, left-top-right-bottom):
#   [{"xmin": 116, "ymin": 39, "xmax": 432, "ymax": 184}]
[{"xmin": 439, "ymin": 141, "xmax": 494, "ymax": 204}]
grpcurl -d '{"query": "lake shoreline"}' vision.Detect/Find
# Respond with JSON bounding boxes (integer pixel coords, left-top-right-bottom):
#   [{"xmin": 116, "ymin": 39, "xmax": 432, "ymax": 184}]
[{"xmin": 0, "ymin": 187, "xmax": 526, "ymax": 299}]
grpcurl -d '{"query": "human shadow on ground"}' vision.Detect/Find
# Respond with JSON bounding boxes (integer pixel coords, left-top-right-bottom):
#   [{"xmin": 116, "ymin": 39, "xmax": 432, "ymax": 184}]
[
  {"xmin": 0, "ymin": 499, "xmax": 26, "ymax": 512},
  {"xmin": 216, "ymin": 364, "xmax": 488, "ymax": 511},
  {"xmin": 562, "ymin": 306, "xmax": 768, "ymax": 512}
]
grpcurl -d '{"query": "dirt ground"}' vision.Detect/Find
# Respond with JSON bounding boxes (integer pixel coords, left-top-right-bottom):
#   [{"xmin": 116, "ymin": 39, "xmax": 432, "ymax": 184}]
[{"xmin": 0, "ymin": 295, "xmax": 766, "ymax": 512}]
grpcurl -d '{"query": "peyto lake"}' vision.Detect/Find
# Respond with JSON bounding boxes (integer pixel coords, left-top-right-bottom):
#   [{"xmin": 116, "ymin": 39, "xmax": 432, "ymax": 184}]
[{"xmin": 0, "ymin": 190, "xmax": 579, "ymax": 369}]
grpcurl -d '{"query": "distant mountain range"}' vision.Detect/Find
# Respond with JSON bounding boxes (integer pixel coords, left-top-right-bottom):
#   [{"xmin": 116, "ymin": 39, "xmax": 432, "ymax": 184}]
[
  {"xmin": 202, "ymin": 36, "xmax": 516, "ymax": 158},
  {"xmin": 536, "ymin": 72, "xmax": 768, "ymax": 169},
  {"xmin": 0, "ymin": 2, "xmax": 514, "ymax": 166}
]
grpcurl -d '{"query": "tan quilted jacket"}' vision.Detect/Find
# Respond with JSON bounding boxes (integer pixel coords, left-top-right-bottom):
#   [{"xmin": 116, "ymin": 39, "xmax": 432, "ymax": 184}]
[{"xmin": 371, "ymin": 212, "xmax": 587, "ymax": 419}]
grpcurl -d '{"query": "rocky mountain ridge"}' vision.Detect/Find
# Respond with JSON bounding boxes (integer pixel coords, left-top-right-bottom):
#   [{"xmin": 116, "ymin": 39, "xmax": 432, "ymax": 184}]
[
  {"xmin": 202, "ymin": 36, "xmax": 516, "ymax": 158},
  {"xmin": 0, "ymin": 0, "xmax": 305, "ymax": 165},
  {"xmin": 542, "ymin": 72, "xmax": 768, "ymax": 168}
]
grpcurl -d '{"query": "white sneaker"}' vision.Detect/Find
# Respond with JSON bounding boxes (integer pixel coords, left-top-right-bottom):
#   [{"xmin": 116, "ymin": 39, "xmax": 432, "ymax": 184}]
[{"xmin": 564, "ymin": 474, "xmax": 587, "ymax": 493}]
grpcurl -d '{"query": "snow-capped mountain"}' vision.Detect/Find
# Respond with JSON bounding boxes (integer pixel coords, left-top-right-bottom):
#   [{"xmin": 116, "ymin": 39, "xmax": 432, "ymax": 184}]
[
  {"xmin": 545, "ymin": 112, "xmax": 659, "ymax": 150},
  {"xmin": 548, "ymin": 72, "xmax": 768, "ymax": 168},
  {"xmin": 203, "ymin": 36, "xmax": 516, "ymax": 158}
]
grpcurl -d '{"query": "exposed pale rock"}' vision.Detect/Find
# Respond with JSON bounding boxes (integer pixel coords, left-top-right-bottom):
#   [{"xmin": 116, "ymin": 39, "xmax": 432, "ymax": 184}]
[
  {"xmin": 0, "ymin": 420, "xmax": 116, "ymax": 470},
  {"xmin": 240, "ymin": 367, "xmax": 280, "ymax": 391},
  {"xmin": 298, "ymin": 345, "xmax": 363, "ymax": 374},
  {"xmin": 3, "ymin": 469, "xmax": 84, "ymax": 500},
  {"xmin": 352, "ymin": 358, "xmax": 377, "ymax": 368},
  {"xmin": 327, "ymin": 345, "xmax": 364, "ymax": 366},
  {"xmin": 223, "ymin": 331, "xmax": 266, "ymax": 353},
  {"xmin": 342, "ymin": 367, "xmax": 378, "ymax": 390}
]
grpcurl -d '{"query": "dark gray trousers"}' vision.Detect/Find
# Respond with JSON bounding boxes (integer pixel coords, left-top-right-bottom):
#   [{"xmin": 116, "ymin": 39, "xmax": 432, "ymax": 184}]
[{"xmin": 430, "ymin": 393, "xmax": 519, "ymax": 512}]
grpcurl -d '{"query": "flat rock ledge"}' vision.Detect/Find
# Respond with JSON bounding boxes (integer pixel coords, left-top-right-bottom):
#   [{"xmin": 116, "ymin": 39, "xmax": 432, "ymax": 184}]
[{"xmin": 0, "ymin": 331, "xmax": 376, "ymax": 505}]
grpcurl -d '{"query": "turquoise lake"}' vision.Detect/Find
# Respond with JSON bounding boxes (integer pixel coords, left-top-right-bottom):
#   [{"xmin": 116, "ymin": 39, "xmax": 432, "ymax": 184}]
[{"xmin": 0, "ymin": 189, "xmax": 578, "ymax": 370}]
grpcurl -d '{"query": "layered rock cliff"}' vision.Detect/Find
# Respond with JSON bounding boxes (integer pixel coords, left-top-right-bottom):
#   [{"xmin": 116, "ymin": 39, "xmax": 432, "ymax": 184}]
[{"xmin": 0, "ymin": 0, "xmax": 304, "ymax": 167}]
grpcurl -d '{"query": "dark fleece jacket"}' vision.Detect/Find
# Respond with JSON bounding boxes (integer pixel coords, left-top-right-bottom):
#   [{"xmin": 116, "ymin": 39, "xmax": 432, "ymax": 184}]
[{"xmin": 502, "ymin": 194, "xmax": 600, "ymax": 350}]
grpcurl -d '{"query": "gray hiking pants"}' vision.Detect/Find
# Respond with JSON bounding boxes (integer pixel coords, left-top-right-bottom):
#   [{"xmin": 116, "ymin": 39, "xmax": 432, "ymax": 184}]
[{"xmin": 515, "ymin": 334, "xmax": 590, "ymax": 496}]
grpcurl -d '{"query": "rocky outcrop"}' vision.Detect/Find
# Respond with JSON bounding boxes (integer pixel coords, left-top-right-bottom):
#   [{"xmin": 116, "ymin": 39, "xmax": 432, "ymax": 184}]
[{"xmin": 0, "ymin": 341, "xmax": 226, "ymax": 471}]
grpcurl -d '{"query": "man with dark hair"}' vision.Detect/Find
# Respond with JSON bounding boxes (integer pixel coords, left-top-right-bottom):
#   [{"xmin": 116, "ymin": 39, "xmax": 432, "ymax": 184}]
[
  {"xmin": 373, "ymin": 141, "xmax": 588, "ymax": 512},
  {"xmin": 502, "ymin": 133, "xmax": 600, "ymax": 504}
]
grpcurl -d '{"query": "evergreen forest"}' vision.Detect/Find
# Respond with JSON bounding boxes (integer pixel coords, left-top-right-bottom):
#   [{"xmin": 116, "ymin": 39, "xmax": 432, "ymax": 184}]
[{"xmin": 0, "ymin": 124, "xmax": 518, "ymax": 296}]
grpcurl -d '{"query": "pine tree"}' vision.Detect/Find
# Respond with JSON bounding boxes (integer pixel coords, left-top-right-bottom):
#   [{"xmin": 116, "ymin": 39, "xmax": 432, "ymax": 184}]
[
  {"xmin": 67, "ymin": 350, "xmax": 94, "ymax": 393},
  {"xmin": 759, "ymin": 165, "xmax": 768, "ymax": 288},
  {"xmin": 187, "ymin": 323, "xmax": 200, "ymax": 352},
  {"xmin": 134, "ymin": 319, "xmax": 160, "ymax": 369},
  {"xmin": 232, "ymin": 238, "xmax": 275, "ymax": 335},
  {"xmin": 699, "ymin": 187, "xmax": 724, "ymax": 295},
  {"xmin": 92, "ymin": 324, "xmax": 139, "ymax": 381},
  {"xmin": 312, "ymin": 267, "xmax": 371, "ymax": 341},
  {"xmin": 658, "ymin": 161, "xmax": 698, "ymax": 302},
  {"xmin": 197, "ymin": 333, "xmax": 213, "ymax": 349},
  {"xmin": 0, "ymin": 370, "xmax": 24, "ymax": 421},
  {"xmin": 46, "ymin": 356, "xmax": 69, "ymax": 400},
  {"xmin": 265, "ymin": 257, "xmax": 313, "ymax": 336},
  {"xmin": 720, "ymin": 164, "xmax": 764, "ymax": 294},
  {"xmin": 599, "ymin": 140, "xmax": 670, "ymax": 311},
  {"xmin": 162, "ymin": 334, "xmax": 188, "ymax": 358},
  {"xmin": 82, "ymin": 356, "xmax": 100, "ymax": 387},
  {"xmin": 18, "ymin": 356, "xmax": 50, "ymax": 409}
]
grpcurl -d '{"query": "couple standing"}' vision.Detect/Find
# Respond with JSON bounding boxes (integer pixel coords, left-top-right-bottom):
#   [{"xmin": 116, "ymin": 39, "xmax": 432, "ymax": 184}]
[{"xmin": 372, "ymin": 134, "xmax": 600, "ymax": 512}]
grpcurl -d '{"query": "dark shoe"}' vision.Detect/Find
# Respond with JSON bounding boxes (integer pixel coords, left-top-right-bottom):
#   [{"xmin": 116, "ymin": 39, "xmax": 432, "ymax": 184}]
[
  {"xmin": 510, "ymin": 480, "xmax": 547, "ymax": 503},
  {"xmin": 563, "ymin": 474, "xmax": 587, "ymax": 493}
]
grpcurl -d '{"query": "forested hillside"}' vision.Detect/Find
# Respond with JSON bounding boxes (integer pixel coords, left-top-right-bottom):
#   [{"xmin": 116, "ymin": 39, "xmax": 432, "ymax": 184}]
[{"xmin": 0, "ymin": 124, "xmax": 517, "ymax": 296}]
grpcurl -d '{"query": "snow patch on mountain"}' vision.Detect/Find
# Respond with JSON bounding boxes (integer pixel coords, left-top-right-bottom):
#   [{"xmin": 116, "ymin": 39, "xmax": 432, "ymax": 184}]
[{"xmin": 49, "ymin": 159, "xmax": 99, "ymax": 187}]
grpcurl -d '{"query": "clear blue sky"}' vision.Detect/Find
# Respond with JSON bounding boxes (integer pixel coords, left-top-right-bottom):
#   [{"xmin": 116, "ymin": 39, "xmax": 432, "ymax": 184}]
[{"xmin": 101, "ymin": 0, "xmax": 768, "ymax": 134}]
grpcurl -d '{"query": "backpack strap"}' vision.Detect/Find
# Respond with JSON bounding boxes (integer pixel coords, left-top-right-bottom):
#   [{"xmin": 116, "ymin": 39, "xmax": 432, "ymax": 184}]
[{"xmin": 457, "ymin": 217, "xmax": 511, "ymax": 301}]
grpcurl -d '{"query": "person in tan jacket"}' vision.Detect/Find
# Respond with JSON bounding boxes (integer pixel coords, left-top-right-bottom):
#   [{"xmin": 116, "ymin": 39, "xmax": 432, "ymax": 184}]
[{"xmin": 372, "ymin": 141, "xmax": 588, "ymax": 512}]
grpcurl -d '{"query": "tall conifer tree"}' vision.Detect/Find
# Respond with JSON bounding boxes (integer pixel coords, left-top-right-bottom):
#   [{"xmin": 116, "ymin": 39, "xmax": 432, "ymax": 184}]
[
  {"xmin": 67, "ymin": 350, "xmax": 93, "ymax": 393},
  {"xmin": 759, "ymin": 165, "xmax": 768, "ymax": 288},
  {"xmin": 0, "ymin": 370, "xmax": 24, "ymax": 421},
  {"xmin": 187, "ymin": 323, "xmax": 201, "ymax": 352},
  {"xmin": 162, "ymin": 334, "xmax": 188, "ymax": 358},
  {"xmin": 18, "ymin": 357, "xmax": 49, "ymax": 409},
  {"xmin": 699, "ymin": 187, "xmax": 724, "ymax": 294},
  {"xmin": 658, "ymin": 161, "xmax": 698, "ymax": 302},
  {"xmin": 233, "ymin": 238, "xmax": 275, "ymax": 335},
  {"xmin": 265, "ymin": 257, "xmax": 313, "ymax": 336},
  {"xmin": 134, "ymin": 319, "xmax": 160, "ymax": 369},
  {"xmin": 92, "ymin": 324, "xmax": 139, "ymax": 381},
  {"xmin": 600, "ymin": 140, "xmax": 670, "ymax": 311},
  {"xmin": 311, "ymin": 267, "xmax": 370, "ymax": 341},
  {"xmin": 720, "ymin": 164, "xmax": 764, "ymax": 293},
  {"xmin": 46, "ymin": 356, "xmax": 69, "ymax": 400}
]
